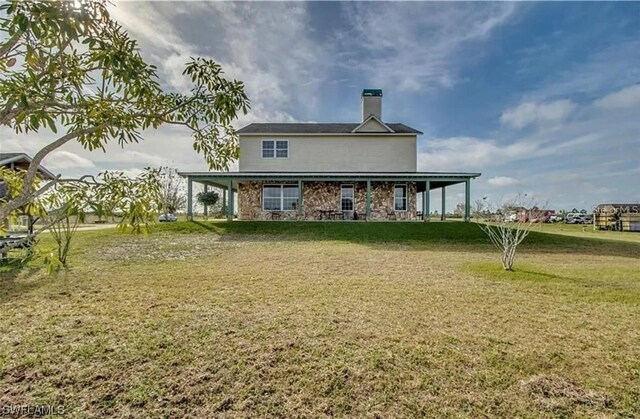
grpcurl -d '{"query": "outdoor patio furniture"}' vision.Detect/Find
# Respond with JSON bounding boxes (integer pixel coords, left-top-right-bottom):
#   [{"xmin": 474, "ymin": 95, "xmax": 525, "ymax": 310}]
[
  {"xmin": 0, "ymin": 235, "xmax": 33, "ymax": 260},
  {"xmin": 317, "ymin": 209, "xmax": 341, "ymax": 220}
]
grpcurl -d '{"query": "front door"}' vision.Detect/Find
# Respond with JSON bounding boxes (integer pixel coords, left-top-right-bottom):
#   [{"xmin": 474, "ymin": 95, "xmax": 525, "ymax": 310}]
[{"xmin": 341, "ymin": 184, "xmax": 354, "ymax": 220}]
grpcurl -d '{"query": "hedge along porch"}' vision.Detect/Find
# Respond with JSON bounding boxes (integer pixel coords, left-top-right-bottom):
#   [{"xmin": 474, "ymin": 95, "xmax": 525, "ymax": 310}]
[{"xmin": 179, "ymin": 172, "xmax": 480, "ymax": 222}]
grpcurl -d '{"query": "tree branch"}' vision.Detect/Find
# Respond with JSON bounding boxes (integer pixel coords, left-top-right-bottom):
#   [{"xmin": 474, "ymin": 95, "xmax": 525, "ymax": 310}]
[
  {"xmin": 0, "ymin": 174, "xmax": 61, "ymax": 221},
  {"xmin": 0, "ymin": 30, "xmax": 23, "ymax": 59},
  {"xmin": 21, "ymin": 126, "xmax": 102, "ymax": 196},
  {"xmin": 0, "ymin": 127, "xmax": 101, "ymax": 221}
]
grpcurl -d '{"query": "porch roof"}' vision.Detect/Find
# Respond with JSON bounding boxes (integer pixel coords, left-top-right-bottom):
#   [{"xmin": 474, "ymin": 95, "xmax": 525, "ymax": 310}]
[
  {"xmin": 0, "ymin": 152, "xmax": 57, "ymax": 180},
  {"xmin": 178, "ymin": 171, "xmax": 481, "ymax": 192}
]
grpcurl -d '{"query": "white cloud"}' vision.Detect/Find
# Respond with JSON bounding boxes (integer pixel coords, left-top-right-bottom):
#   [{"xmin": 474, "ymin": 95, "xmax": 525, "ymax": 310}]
[
  {"xmin": 418, "ymin": 136, "xmax": 538, "ymax": 171},
  {"xmin": 487, "ymin": 176, "xmax": 519, "ymax": 187},
  {"xmin": 118, "ymin": 168, "xmax": 144, "ymax": 179},
  {"xmin": 338, "ymin": 2, "xmax": 518, "ymax": 92},
  {"xmin": 42, "ymin": 151, "xmax": 96, "ymax": 170},
  {"xmin": 593, "ymin": 84, "xmax": 640, "ymax": 109},
  {"xmin": 92, "ymin": 149, "xmax": 169, "ymax": 167},
  {"xmin": 500, "ymin": 99, "xmax": 576, "ymax": 129},
  {"xmin": 109, "ymin": 1, "xmax": 323, "ymax": 122}
]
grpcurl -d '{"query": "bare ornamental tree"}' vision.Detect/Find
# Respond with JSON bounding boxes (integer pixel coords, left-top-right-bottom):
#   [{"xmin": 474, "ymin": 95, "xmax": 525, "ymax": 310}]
[
  {"xmin": 158, "ymin": 167, "xmax": 187, "ymax": 216},
  {"xmin": 477, "ymin": 195, "xmax": 545, "ymax": 271}
]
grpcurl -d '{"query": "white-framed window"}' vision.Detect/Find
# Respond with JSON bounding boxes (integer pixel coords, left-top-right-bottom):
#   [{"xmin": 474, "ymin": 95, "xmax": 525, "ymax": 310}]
[
  {"xmin": 341, "ymin": 184, "xmax": 354, "ymax": 211},
  {"xmin": 394, "ymin": 184, "xmax": 407, "ymax": 211},
  {"xmin": 262, "ymin": 140, "xmax": 288, "ymax": 158},
  {"xmin": 262, "ymin": 184, "xmax": 298, "ymax": 211}
]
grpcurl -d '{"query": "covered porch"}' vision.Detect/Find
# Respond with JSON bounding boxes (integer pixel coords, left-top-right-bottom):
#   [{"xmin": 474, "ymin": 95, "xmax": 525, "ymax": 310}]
[{"xmin": 178, "ymin": 172, "xmax": 481, "ymax": 222}]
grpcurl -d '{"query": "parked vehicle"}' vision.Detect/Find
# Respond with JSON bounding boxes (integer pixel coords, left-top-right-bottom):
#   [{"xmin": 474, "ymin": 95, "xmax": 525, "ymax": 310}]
[
  {"xmin": 549, "ymin": 214, "xmax": 564, "ymax": 223},
  {"xmin": 159, "ymin": 213, "xmax": 178, "ymax": 222},
  {"xmin": 565, "ymin": 212, "xmax": 582, "ymax": 224},
  {"xmin": 567, "ymin": 215, "xmax": 592, "ymax": 224}
]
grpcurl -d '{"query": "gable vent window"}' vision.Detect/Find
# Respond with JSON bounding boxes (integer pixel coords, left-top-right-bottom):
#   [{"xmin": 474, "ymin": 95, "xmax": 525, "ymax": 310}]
[{"xmin": 262, "ymin": 140, "xmax": 288, "ymax": 158}]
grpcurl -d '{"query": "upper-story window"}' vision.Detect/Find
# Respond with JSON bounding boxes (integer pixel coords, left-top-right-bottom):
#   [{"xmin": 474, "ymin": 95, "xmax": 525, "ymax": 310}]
[{"xmin": 262, "ymin": 140, "xmax": 288, "ymax": 158}]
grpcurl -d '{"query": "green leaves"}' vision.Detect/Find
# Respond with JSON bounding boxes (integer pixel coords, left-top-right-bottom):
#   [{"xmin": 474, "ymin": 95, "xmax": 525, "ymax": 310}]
[
  {"xmin": 0, "ymin": 167, "xmax": 46, "ymax": 237},
  {"xmin": 1, "ymin": 0, "xmax": 250, "ymax": 268},
  {"xmin": 2, "ymin": 1, "xmax": 250, "ymax": 172},
  {"xmin": 196, "ymin": 190, "xmax": 219, "ymax": 207}
]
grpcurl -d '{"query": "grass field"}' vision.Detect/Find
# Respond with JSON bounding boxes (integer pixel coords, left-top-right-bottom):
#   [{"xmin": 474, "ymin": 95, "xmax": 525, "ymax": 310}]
[{"xmin": 1, "ymin": 221, "xmax": 639, "ymax": 417}]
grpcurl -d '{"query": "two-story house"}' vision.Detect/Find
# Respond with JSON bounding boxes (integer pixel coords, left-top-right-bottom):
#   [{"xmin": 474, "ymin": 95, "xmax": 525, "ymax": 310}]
[{"xmin": 181, "ymin": 90, "xmax": 480, "ymax": 221}]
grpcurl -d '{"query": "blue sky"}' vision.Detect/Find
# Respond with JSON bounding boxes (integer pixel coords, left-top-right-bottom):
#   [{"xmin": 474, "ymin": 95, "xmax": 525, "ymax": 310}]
[{"xmin": 3, "ymin": 1, "xmax": 639, "ymax": 210}]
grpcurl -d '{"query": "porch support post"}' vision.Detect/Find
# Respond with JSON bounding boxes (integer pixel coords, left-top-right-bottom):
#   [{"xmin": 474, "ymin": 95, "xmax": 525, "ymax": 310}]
[
  {"xmin": 227, "ymin": 179, "xmax": 234, "ymax": 222},
  {"xmin": 441, "ymin": 186, "xmax": 446, "ymax": 221},
  {"xmin": 423, "ymin": 180, "xmax": 430, "ymax": 221},
  {"xmin": 465, "ymin": 179, "xmax": 471, "ymax": 222},
  {"xmin": 298, "ymin": 180, "xmax": 303, "ymax": 220},
  {"xmin": 187, "ymin": 177, "xmax": 193, "ymax": 221},
  {"xmin": 203, "ymin": 184, "xmax": 209, "ymax": 217},
  {"xmin": 366, "ymin": 180, "xmax": 371, "ymax": 221},
  {"xmin": 222, "ymin": 188, "xmax": 227, "ymax": 215}
]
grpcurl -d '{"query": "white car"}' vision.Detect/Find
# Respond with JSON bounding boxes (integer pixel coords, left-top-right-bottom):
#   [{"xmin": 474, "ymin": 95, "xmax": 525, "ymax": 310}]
[
  {"xmin": 549, "ymin": 215, "xmax": 563, "ymax": 223},
  {"xmin": 159, "ymin": 213, "xmax": 178, "ymax": 222}
]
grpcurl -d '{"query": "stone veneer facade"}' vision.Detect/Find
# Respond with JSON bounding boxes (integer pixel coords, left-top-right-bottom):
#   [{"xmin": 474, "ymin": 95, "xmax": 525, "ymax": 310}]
[{"xmin": 238, "ymin": 181, "xmax": 417, "ymax": 221}]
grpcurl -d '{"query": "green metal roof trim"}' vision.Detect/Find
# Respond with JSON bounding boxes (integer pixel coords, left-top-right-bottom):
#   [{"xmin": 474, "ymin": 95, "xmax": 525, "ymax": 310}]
[{"xmin": 236, "ymin": 123, "xmax": 423, "ymax": 135}]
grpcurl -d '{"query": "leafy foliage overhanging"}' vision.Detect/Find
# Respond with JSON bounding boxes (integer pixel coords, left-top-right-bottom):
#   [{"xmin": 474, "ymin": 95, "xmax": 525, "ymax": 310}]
[{"xmin": 0, "ymin": 0, "xmax": 250, "ymax": 256}]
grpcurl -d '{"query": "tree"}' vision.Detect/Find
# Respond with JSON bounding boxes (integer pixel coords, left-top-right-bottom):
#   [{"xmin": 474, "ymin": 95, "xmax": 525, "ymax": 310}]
[
  {"xmin": 197, "ymin": 190, "xmax": 219, "ymax": 207},
  {"xmin": 0, "ymin": 1, "xmax": 249, "ymax": 256},
  {"xmin": 158, "ymin": 167, "xmax": 186, "ymax": 216},
  {"xmin": 88, "ymin": 201, "xmax": 107, "ymax": 223},
  {"xmin": 472, "ymin": 199, "xmax": 485, "ymax": 221},
  {"xmin": 477, "ymin": 195, "xmax": 542, "ymax": 271},
  {"xmin": 453, "ymin": 202, "xmax": 465, "ymax": 217}
]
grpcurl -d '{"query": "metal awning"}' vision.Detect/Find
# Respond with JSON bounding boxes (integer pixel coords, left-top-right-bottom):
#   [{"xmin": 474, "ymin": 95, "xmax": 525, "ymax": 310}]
[{"xmin": 178, "ymin": 171, "xmax": 481, "ymax": 192}]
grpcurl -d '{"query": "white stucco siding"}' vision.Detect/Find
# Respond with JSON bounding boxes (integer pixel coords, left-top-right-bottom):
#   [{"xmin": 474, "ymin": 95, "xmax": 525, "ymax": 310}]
[{"xmin": 239, "ymin": 135, "xmax": 417, "ymax": 172}]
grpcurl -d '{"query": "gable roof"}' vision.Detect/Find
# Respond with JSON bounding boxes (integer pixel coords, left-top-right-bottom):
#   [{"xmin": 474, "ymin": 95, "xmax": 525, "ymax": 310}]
[
  {"xmin": 236, "ymin": 122, "xmax": 422, "ymax": 135},
  {"xmin": 0, "ymin": 152, "xmax": 57, "ymax": 180},
  {"xmin": 351, "ymin": 115, "xmax": 395, "ymax": 133},
  {"xmin": 0, "ymin": 153, "xmax": 25, "ymax": 162}
]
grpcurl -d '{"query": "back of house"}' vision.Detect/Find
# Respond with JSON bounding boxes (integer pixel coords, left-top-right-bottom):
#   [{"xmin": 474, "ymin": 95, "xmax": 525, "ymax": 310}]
[
  {"xmin": 181, "ymin": 90, "xmax": 480, "ymax": 221},
  {"xmin": 237, "ymin": 90, "xmax": 419, "ymax": 173}
]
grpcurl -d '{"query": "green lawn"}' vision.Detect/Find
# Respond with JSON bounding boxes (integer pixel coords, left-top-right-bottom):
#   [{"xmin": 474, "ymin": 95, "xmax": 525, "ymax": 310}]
[{"xmin": 1, "ymin": 221, "xmax": 639, "ymax": 417}]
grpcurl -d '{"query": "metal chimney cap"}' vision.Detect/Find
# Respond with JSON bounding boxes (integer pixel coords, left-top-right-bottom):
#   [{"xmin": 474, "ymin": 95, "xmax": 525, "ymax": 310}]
[{"xmin": 362, "ymin": 89, "xmax": 383, "ymax": 97}]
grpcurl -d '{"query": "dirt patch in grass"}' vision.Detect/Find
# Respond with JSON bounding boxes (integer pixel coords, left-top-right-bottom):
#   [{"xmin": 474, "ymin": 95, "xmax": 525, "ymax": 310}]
[
  {"xmin": 94, "ymin": 233, "xmax": 222, "ymax": 261},
  {"xmin": 520, "ymin": 374, "xmax": 613, "ymax": 412}
]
